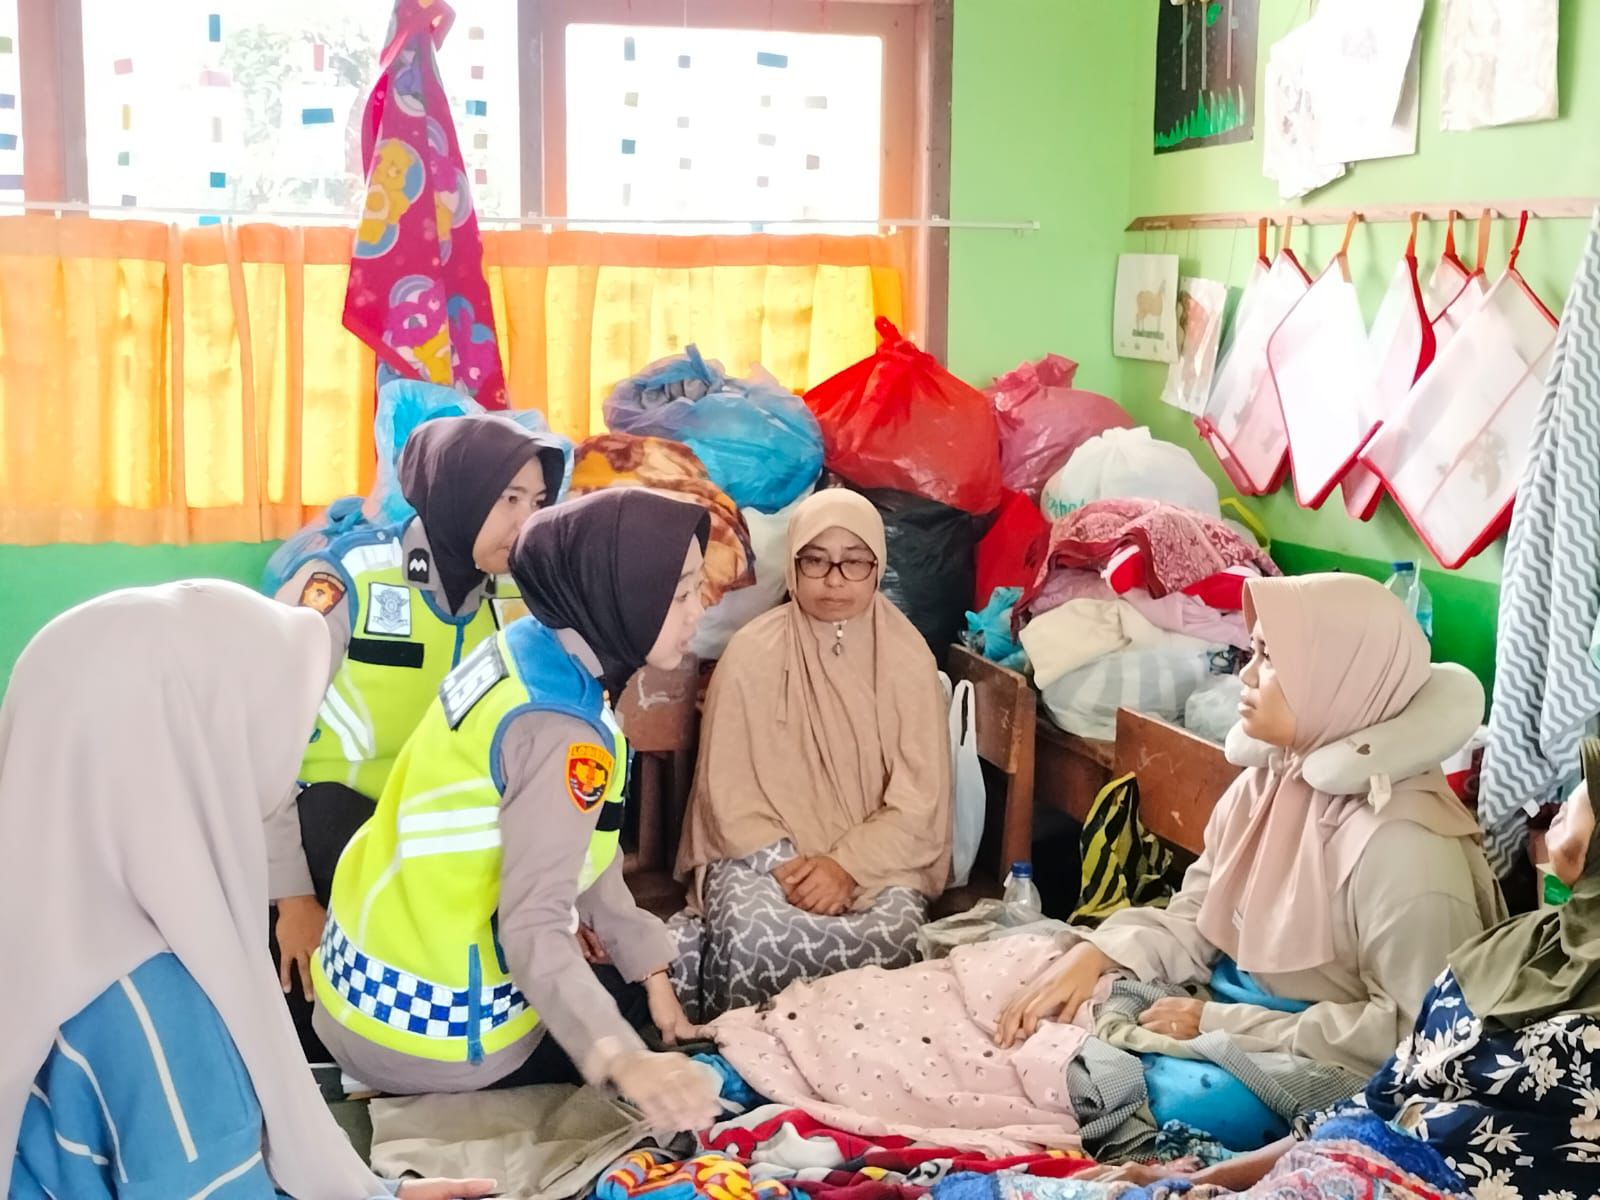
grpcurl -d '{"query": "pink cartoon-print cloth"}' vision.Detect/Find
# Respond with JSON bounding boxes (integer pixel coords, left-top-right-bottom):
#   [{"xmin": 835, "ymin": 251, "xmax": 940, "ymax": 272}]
[
  {"xmin": 343, "ymin": 0, "xmax": 508, "ymax": 408},
  {"xmin": 711, "ymin": 935, "xmax": 1089, "ymax": 1157}
]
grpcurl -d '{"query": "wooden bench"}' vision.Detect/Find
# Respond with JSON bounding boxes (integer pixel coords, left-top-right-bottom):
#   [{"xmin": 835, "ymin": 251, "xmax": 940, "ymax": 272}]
[{"xmin": 946, "ymin": 647, "xmax": 1237, "ymax": 863}]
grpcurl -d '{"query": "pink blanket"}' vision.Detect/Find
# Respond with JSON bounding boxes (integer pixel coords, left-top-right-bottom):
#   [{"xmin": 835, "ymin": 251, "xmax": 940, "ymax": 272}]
[
  {"xmin": 712, "ymin": 936, "xmax": 1086, "ymax": 1157},
  {"xmin": 344, "ymin": 0, "xmax": 508, "ymax": 407}
]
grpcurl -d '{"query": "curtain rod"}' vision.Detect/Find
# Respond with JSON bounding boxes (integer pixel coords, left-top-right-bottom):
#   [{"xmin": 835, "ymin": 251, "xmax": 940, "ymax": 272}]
[
  {"xmin": 0, "ymin": 199, "xmax": 1038, "ymax": 233},
  {"xmin": 1126, "ymin": 197, "xmax": 1599, "ymax": 232}
]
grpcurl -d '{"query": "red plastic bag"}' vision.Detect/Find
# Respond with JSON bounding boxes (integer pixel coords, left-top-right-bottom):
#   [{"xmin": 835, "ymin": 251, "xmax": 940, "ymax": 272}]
[
  {"xmin": 804, "ymin": 318, "xmax": 1003, "ymax": 514},
  {"xmin": 987, "ymin": 354, "xmax": 1133, "ymax": 497},
  {"xmin": 974, "ymin": 489, "xmax": 1051, "ymax": 610}
]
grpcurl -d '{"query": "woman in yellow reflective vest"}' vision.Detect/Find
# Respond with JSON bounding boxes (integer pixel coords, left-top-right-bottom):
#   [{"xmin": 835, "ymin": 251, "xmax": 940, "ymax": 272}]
[
  {"xmin": 269, "ymin": 411, "xmax": 567, "ymax": 1019},
  {"xmin": 312, "ymin": 490, "xmax": 722, "ymax": 1133}
]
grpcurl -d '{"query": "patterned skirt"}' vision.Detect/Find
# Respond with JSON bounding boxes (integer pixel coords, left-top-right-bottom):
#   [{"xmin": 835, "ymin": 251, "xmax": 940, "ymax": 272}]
[{"xmin": 669, "ymin": 841, "xmax": 927, "ymax": 1024}]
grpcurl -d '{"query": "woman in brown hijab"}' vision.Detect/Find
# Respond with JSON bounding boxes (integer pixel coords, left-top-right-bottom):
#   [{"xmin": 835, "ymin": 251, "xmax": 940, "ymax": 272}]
[{"xmin": 671, "ymin": 489, "xmax": 952, "ymax": 1022}]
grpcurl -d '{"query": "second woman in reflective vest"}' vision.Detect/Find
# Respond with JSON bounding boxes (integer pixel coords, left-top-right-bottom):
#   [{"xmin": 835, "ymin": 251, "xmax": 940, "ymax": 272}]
[{"xmin": 312, "ymin": 489, "xmax": 721, "ymax": 1133}]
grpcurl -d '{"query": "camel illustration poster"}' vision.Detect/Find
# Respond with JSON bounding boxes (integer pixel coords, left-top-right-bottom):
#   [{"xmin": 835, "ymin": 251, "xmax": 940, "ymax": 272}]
[
  {"xmin": 1155, "ymin": 0, "xmax": 1259, "ymax": 154},
  {"xmin": 1113, "ymin": 253, "xmax": 1180, "ymax": 363}
]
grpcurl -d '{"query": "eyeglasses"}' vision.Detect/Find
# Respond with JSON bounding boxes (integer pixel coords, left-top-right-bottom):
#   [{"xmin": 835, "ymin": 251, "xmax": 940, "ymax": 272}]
[{"xmin": 795, "ymin": 553, "xmax": 878, "ymax": 582}]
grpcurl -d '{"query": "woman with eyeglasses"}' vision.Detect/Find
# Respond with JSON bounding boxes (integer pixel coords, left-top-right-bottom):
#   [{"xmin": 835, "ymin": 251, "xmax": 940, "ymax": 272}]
[{"xmin": 670, "ymin": 489, "xmax": 953, "ymax": 1022}]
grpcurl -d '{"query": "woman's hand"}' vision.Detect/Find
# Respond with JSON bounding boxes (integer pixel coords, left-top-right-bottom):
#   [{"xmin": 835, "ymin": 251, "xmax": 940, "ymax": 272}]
[
  {"xmin": 773, "ymin": 856, "xmax": 856, "ymax": 916},
  {"xmin": 1139, "ymin": 996, "xmax": 1205, "ymax": 1041},
  {"xmin": 577, "ymin": 923, "xmax": 611, "ymax": 964},
  {"xmin": 608, "ymin": 1049, "xmax": 723, "ymax": 1132},
  {"xmin": 645, "ymin": 970, "xmax": 708, "ymax": 1046},
  {"xmin": 274, "ymin": 894, "xmax": 326, "ymax": 1001},
  {"xmin": 995, "ymin": 942, "xmax": 1115, "ymax": 1049},
  {"xmin": 395, "ymin": 1177, "xmax": 498, "ymax": 1199}
]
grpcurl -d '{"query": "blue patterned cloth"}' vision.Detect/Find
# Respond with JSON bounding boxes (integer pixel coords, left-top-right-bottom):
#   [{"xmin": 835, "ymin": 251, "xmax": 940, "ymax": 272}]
[
  {"xmin": 12, "ymin": 953, "xmax": 312, "ymax": 1199},
  {"xmin": 1313, "ymin": 967, "xmax": 1600, "ymax": 1200}
]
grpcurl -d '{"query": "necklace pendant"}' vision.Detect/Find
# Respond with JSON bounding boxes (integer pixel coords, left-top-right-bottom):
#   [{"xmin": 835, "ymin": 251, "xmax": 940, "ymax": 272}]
[{"xmin": 832, "ymin": 622, "xmax": 845, "ymax": 656}]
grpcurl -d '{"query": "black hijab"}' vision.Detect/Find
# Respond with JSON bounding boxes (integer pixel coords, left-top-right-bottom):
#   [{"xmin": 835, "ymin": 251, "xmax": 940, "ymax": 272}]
[
  {"xmin": 510, "ymin": 490, "xmax": 711, "ymax": 697},
  {"xmin": 398, "ymin": 414, "xmax": 566, "ymax": 612}
]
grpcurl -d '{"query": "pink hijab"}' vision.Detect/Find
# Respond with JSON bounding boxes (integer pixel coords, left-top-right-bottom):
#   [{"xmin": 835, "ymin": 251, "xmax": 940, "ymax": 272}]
[
  {"xmin": 1195, "ymin": 574, "xmax": 1487, "ymax": 975},
  {"xmin": 0, "ymin": 582, "xmax": 389, "ymax": 1198}
]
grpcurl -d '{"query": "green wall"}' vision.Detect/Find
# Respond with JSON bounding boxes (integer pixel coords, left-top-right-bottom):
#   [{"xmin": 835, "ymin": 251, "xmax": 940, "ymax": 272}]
[
  {"xmin": 949, "ymin": 0, "xmax": 1600, "ymax": 689},
  {"xmin": 0, "ymin": 543, "xmax": 277, "ymax": 682}
]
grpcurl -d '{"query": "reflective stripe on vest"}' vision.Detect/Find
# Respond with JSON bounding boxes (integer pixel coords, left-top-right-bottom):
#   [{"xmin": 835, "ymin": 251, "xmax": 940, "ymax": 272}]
[
  {"xmin": 297, "ymin": 523, "xmax": 499, "ymax": 797},
  {"xmin": 314, "ymin": 621, "xmax": 627, "ymax": 1065}
]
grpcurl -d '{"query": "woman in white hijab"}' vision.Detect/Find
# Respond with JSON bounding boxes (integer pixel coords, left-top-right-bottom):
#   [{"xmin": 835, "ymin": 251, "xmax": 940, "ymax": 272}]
[{"xmin": 0, "ymin": 581, "xmax": 493, "ymax": 1199}]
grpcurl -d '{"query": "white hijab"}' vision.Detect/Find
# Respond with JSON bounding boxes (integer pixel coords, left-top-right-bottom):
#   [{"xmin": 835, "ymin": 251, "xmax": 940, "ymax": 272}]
[{"xmin": 0, "ymin": 581, "xmax": 388, "ymax": 1199}]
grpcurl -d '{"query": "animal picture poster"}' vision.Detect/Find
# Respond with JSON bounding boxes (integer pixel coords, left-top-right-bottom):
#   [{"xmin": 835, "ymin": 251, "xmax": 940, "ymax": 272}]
[
  {"xmin": 1154, "ymin": 0, "xmax": 1259, "ymax": 154},
  {"xmin": 1114, "ymin": 254, "xmax": 1180, "ymax": 363},
  {"xmin": 1161, "ymin": 277, "xmax": 1229, "ymax": 412}
]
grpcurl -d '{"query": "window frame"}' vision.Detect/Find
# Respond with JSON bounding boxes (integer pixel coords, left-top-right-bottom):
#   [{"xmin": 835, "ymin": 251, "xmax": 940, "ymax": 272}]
[{"xmin": 15, "ymin": 0, "xmax": 951, "ymax": 353}]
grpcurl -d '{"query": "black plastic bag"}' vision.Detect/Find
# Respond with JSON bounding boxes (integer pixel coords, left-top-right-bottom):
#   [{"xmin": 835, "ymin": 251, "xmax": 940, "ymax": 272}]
[{"xmin": 840, "ymin": 479, "xmax": 980, "ymax": 658}]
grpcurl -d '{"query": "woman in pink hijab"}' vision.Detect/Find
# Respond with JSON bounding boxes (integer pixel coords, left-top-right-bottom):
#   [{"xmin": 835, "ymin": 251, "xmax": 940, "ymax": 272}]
[
  {"xmin": 997, "ymin": 574, "xmax": 1504, "ymax": 1138},
  {"xmin": 1, "ymin": 582, "xmax": 494, "ymax": 1199}
]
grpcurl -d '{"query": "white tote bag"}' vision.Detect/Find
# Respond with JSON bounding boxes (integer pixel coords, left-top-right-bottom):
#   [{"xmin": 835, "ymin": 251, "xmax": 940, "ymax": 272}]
[{"xmin": 944, "ymin": 675, "xmax": 986, "ymax": 888}]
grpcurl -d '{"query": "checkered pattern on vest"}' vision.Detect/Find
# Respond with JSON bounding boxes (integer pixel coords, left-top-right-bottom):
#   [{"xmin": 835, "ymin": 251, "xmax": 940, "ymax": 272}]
[{"xmin": 319, "ymin": 919, "xmax": 528, "ymax": 1039}]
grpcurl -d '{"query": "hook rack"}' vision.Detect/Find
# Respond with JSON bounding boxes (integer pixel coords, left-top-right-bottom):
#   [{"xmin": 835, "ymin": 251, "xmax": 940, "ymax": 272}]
[{"xmin": 1125, "ymin": 197, "xmax": 1599, "ymax": 232}]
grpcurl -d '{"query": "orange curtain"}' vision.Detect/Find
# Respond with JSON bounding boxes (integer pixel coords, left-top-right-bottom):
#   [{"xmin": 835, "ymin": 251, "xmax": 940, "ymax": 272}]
[
  {"xmin": 0, "ymin": 217, "xmax": 906, "ymax": 545},
  {"xmin": 483, "ymin": 230, "xmax": 908, "ymax": 437}
]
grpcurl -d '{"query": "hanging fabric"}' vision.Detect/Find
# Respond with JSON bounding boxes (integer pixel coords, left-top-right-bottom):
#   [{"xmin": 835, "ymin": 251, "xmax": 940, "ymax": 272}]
[
  {"xmin": 343, "ymin": 0, "xmax": 509, "ymax": 408},
  {"xmin": 1196, "ymin": 218, "xmax": 1311, "ymax": 495},
  {"xmin": 1478, "ymin": 207, "xmax": 1600, "ymax": 875},
  {"xmin": 1340, "ymin": 214, "xmax": 1438, "ymax": 521},
  {"xmin": 1360, "ymin": 213, "xmax": 1559, "ymax": 570},
  {"xmin": 1429, "ymin": 210, "xmax": 1493, "ymax": 354},
  {"xmin": 1269, "ymin": 215, "xmax": 1385, "ymax": 509}
]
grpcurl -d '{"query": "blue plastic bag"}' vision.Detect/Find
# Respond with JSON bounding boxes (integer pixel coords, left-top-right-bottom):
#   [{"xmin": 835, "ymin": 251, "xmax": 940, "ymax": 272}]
[
  {"xmin": 962, "ymin": 586, "xmax": 1027, "ymax": 672},
  {"xmin": 604, "ymin": 346, "xmax": 823, "ymax": 514},
  {"xmin": 263, "ymin": 379, "xmax": 572, "ymax": 594}
]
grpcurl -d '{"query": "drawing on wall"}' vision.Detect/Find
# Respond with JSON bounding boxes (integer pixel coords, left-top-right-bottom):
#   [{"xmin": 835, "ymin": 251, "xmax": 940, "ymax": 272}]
[
  {"xmin": 1306, "ymin": 0, "xmax": 1422, "ymax": 165},
  {"xmin": 1154, "ymin": 0, "xmax": 1259, "ymax": 154},
  {"xmin": 1440, "ymin": 0, "xmax": 1559, "ymax": 132},
  {"xmin": 1114, "ymin": 253, "xmax": 1180, "ymax": 363},
  {"xmin": 1161, "ymin": 277, "xmax": 1229, "ymax": 413}
]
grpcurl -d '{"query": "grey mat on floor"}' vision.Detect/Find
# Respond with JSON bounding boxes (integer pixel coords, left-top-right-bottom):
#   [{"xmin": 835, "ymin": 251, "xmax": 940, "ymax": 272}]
[{"xmin": 368, "ymin": 1084, "xmax": 648, "ymax": 1200}]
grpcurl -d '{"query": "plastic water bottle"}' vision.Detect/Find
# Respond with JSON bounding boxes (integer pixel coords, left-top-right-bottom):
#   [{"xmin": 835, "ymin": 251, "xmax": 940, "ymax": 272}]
[
  {"xmin": 1384, "ymin": 562, "xmax": 1434, "ymax": 642},
  {"xmin": 1002, "ymin": 862, "xmax": 1043, "ymax": 925}
]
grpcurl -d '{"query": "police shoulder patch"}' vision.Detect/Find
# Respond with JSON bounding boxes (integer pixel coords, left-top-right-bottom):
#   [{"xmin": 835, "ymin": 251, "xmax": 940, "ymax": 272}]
[
  {"xmin": 440, "ymin": 637, "xmax": 508, "ymax": 729},
  {"xmin": 565, "ymin": 743, "xmax": 615, "ymax": 813},
  {"xmin": 298, "ymin": 570, "xmax": 346, "ymax": 615}
]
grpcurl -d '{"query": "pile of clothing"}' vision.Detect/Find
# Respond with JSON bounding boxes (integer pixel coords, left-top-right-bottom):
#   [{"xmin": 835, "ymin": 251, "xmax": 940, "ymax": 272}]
[{"xmin": 962, "ymin": 416, "xmax": 1279, "ymax": 742}]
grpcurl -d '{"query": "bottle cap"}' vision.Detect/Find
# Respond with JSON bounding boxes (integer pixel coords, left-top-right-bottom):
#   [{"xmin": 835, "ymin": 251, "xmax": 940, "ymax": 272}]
[
  {"xmin": 1010, "ymin": 862, "xmax": 1033, "ymax": 879},
  {"xmin": 1391, "ymin": 561, "xmax": 1414, "ymax": 572}
]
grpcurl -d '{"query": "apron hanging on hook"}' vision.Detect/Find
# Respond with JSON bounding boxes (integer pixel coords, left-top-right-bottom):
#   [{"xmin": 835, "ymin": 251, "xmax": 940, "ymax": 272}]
[{"xmin": 1361, "ymin": 209, "xmax": 1558, "ymax": 568}]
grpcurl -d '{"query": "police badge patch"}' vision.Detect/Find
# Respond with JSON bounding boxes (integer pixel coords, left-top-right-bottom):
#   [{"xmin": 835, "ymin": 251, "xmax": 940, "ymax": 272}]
[
  {"xmin": 365, "ymin": 582, "xmax": 412, "ymax": 637},
  {"xmin": 565, "ymin": 743, "xmax": 614, "ymax": 813},
  {"xmin": 298, "ymin": 571, "xmax": 346, "ymax": 615}
]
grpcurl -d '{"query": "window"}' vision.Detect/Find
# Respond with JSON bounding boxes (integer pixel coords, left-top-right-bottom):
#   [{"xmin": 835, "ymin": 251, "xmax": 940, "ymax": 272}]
[
  {"xmin": 75, "ymin": 0, "xmax": 520, "ymax": 220},
  {"xmin": 0, "ymin": 0, "xmax": 18, "ymax": 202},
  {"xmin": 538, "ymin": 0, "xmax": 925, "ymax": 237},
  {"xmin": 563, "ymin": 24, "xmax": 884, "ymax": 231},
  {"xmin": 18, "ymin": 1, "xmax": 938, "ymax": 243}
]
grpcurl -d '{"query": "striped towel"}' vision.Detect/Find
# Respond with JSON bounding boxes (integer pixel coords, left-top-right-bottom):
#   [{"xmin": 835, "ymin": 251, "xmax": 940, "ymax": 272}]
[{"xmin": 1479, "ymin": 210, "xmax": 1600, "ymax": 873}]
